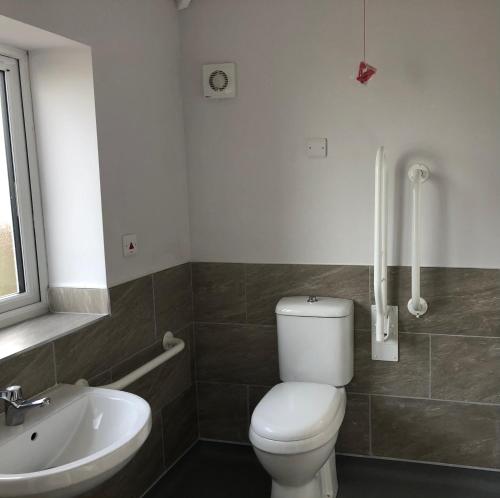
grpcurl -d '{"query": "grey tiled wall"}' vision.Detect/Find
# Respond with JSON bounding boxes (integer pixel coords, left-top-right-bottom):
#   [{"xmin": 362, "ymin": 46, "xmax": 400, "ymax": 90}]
[
  {"xmin": 3, "ymin": 260, "xmax": 500, "ymax": 489},
  {"xmin": 0, "ymin": 263, "xmax": 197, "ymax": 498},
  {"xmin": 192, "ymin": 262, "xmax": 500, "ymax": 470}
]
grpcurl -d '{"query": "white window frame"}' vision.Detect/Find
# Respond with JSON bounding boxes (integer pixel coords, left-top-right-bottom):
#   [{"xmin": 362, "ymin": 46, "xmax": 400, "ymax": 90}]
[{"xmin": 0, "ymin": 44, "xmax": 48, "ymax": 328}]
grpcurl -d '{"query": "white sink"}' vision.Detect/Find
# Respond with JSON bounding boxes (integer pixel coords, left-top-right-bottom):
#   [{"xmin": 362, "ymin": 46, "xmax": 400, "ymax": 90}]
[{"xmin": 0, "ymin": 384, "xmax": 151, "ymax": 497}]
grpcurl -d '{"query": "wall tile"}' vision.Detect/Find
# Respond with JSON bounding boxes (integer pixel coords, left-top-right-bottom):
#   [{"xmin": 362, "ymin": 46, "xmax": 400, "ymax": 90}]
[
  {"xmin": 336, "ymin": 393, "xmax": 370, "ymax": 456},
  {"xmin": 0, "ymin": 344, "xmax": 55, "ymax": 412},
  {"xmin": 349, "ymin": 331, "xmax": 430, "ymax": 397},
  {"xmin": 112, "ymin": 326, "xmax": 192, "ymax": 413},
  {"xmin": 432, "ymin": 335, "xmax": 500, "ymax": 403},
  {"xmin": 81, "ymin": 412, "xmax": 165, "ymax": 498},
  {"xmin": 54, "ymin": 276, "xmax": 156, "ymax": 383},
  {"xmin": 162, "ymin": 386, "xmax": 198, "ymax": 468},
  {"xmin": 87, "ymin": 369, "xmax": 112, "ymax": 387},
  {"xmin": 374, "ymin": 267, "xmax": 500, "ymax": 336},
  {"xmin": 154, "ymin": 263, "xmax": 193, "ymax": 335},
  {"xmin": 192, "ymin": 263, "xmax": 246, "ymax": 323},
  {"xmin": 198, "ymin": 382, "xmax": 248, "ymax": 442},
  {"xmin": 248, "ymin": 385, "xmax": 273, "ymax": 420},
  {"xmin": 195, "ymin": 323, "xmax": 280, "ymax": 385},
  {"xmin": 372, "ymin": 396, "xmax": 500, "ymax": 468},
  {"xmin": 246, "ymin": 264, "xmax": 370, "ymax": 329}
]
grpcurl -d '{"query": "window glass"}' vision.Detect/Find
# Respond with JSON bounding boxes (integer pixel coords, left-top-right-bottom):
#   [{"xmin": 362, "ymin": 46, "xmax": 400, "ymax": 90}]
[{"xmin": 0, "ymin": 70, "xmax": 24, "ymax": 300}]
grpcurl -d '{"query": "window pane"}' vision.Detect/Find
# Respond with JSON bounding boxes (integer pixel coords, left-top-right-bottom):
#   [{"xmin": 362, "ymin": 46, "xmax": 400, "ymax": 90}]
[{"xmin": 0, "ymin": 70, "xmax": 24, "ymax": 300}]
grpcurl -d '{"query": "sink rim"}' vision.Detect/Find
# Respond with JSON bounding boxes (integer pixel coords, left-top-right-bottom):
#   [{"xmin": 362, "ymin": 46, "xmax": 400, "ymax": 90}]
[{"xmin": 0, "ymin": 384, "xmax": 151, "ymax": 482}]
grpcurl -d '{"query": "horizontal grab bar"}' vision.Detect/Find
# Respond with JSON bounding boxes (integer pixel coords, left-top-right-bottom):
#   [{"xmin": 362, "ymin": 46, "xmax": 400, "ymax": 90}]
[{"xmin": 75, "ymin": 332, "xmax": 185, "ymax": 390}]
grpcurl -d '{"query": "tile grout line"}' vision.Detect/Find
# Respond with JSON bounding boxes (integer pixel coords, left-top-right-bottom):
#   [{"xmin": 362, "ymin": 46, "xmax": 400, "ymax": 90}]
[
  {"xmin": 335, "ymin": 452, "xmax": 500, "ymax": 474},
  {"xmin": 194, "ymin": 320, "xmax": 275, "ymax": 328},
  {"xmin": 350, "ymin": 391, "xmax": 500, "ymax": 408},
  {"xmin": 189, "ymin": 262, "xmax": 195, "ymax": 324},
  {"xmin": 151, "ymin": 273, "xmax": 158, "ymax": 338},
  {"xmin": 194, "ymin": 379, "xmax": 201, "ymax": 440},
  {"xmin": 196, "ymin": 321, "xmax": 500, "ymax": 341},
  {"xmin": 51, "ymin": 341, "xmax": 58, "ymax": 385},
  {"xmin": 190, "ymin": 266, "xmax": 201, "ymax": 437},
  {"xmin": 243, "ymin": 263, "xmax": 248, "ymax": 323},
  {"xmin": 159, "ymin": 409, "xmax": 167, "ymax": 469},
  {"xmin": 356, "ymin": 328, "xmax": 500, "ymax": 340},
  {"xmin": 429, "ymin": 334, "xmax": 432, "ymax": 398},
  {"xmin": 368, "ymin": 394, "xmax": 373, "ymax": 456},
  {"xmin": 246, "ymin": 384, "xmax": 250, "ymax": 431}
]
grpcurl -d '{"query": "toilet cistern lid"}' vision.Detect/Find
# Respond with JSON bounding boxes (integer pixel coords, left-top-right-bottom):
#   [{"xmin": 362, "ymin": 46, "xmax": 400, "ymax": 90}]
[
  {"xmin": 275, "ymin": 297, "xmax": 353, "ymax": 318},
  {"xmin": 250, "ymin": 382, "xmax": 344, "ymax": 442}
]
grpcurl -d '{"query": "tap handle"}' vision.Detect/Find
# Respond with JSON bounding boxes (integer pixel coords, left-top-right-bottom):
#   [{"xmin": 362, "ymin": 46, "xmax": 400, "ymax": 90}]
[{"xmin": 5, "ymin": 386, "xmax": 23, "ymax": 402}]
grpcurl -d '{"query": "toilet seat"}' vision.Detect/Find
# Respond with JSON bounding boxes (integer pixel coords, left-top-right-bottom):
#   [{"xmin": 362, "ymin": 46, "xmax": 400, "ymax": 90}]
[{"xmin": 249, "ymin": 382, "xmax": 346, "ymax": 455}]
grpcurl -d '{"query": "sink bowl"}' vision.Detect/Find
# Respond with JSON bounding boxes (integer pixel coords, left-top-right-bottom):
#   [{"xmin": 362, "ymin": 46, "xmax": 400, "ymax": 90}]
[{"xmin": 0, "ymin": 384, "xmax": 151, "ymax": 497}]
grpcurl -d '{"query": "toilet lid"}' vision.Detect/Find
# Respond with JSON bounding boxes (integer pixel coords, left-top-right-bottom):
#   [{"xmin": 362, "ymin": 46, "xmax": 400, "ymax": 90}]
[{"xmin": 250, "ymin": 382, "xmax": 344, "ymax": 442}]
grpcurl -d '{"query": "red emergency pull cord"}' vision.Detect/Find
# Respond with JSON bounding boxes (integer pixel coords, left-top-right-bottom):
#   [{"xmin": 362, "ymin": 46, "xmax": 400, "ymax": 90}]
[{"xmin": 356, "ymin": 0, "xmax": 377, "ymax": 85}]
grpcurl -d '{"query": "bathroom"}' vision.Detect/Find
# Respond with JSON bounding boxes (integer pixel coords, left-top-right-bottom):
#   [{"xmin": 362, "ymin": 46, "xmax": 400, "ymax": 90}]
[{"xmin": 0, "ymin": 0, "xmax": 499, "ymax": 497}]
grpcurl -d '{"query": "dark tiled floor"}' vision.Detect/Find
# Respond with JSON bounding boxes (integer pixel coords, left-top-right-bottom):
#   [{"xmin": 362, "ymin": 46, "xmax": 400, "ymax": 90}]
[{"xmin": 146, "ymin": 441, "xmax": 500, "ymax": 498}]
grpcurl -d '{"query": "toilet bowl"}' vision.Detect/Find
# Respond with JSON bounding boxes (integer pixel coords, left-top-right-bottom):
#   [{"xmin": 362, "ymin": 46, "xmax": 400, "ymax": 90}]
[{"xmin": 249, "ymin": 382, "xmax": 346, "ymax": 498}]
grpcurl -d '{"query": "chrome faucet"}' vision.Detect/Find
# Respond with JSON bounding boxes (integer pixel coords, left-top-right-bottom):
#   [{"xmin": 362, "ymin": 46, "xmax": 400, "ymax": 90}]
[{"xmin": 1, "ymin": 385, "xmax": 50, "ymax": 426}]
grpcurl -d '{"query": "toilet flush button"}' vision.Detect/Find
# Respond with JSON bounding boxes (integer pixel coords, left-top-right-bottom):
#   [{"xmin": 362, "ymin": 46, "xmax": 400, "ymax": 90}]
[{"xmin": 306, "ymin": 138, "xmax": 327, "ymax": 158}]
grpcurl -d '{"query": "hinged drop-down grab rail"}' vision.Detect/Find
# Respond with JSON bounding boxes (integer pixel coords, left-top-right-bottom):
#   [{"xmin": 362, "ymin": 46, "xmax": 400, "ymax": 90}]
[
  {"xmin": 372, "ymin": 146, "xmax": 398, "ymax": 362},
  {"xmin": 373, "ymin": 146, "xmax": 390, "ymax": 342}
]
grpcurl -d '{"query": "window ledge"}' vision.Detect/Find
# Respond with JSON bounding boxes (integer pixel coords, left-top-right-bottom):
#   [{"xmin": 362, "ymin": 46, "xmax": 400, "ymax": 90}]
[{"xmin": 0, "ymin": 312, "xmax": 106, "ymax": 362}]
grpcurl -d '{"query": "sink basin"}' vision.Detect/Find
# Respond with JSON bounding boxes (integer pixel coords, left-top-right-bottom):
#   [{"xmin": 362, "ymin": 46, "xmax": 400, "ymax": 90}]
[{"xmin": 0, "ymin": 384, "xmax": 151, "ymax": 497}]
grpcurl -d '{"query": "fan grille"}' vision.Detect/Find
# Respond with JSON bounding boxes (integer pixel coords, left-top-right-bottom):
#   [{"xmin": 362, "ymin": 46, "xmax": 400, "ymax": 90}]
[{"xmin": 209, "ymin": 70, "xmax": 229, "ymax": 92}]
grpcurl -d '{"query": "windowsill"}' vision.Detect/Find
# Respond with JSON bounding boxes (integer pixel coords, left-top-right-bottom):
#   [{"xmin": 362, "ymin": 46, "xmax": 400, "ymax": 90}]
[{"xmin": 0, "ymin": 312, "xmax": 107, "ymax": 362}]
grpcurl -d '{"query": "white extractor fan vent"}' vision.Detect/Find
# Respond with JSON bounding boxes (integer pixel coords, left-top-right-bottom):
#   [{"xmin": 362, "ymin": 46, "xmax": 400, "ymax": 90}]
[{"xmin": 203, "ymin": 63, "xmax": 236, "ymax": 99}]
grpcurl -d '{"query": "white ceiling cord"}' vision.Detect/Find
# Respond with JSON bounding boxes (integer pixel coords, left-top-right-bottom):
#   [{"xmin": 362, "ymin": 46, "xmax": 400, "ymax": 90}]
[{"xmin": 176, "ymin": 0, "xmax": 191, "ymax": 10}]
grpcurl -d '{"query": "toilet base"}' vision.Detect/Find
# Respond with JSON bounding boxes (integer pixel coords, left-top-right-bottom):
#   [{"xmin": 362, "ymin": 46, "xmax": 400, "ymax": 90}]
[{"xmin": 270, "ymin": 453, "xmax": 338, "ymax": 498}]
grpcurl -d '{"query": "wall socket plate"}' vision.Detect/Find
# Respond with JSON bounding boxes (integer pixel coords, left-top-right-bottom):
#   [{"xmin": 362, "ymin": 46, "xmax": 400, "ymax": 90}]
[{"xmin": 371, "ymin": 305, "xmax": 399, "ymax": 362}]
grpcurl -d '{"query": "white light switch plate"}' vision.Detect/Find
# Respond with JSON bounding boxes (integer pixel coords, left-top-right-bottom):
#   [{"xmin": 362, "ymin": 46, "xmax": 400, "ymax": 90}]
[
  {"xmin": 306, "ymin": 138, "xmax": 327, "ymax": 158},
  {"xmin": 122, "ymin": 234, "xmax": 138, "ymax": 256}
]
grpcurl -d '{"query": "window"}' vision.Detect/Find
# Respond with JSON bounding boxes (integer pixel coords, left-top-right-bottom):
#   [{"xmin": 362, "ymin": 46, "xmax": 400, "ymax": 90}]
[{"xmin": 0, "ymin": 46, "xmax": 47, "ymax": 326}]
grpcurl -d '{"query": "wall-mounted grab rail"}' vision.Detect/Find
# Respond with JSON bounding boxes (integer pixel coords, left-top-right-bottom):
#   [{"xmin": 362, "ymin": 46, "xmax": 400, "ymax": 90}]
[
  {"xmin": 373, "ymin": 146, "xmax": 389, "ymax": 342},
  {"xmin": 75, "ymin": 332, "xmax": 185, "ymax": 390},
  {"xmin": 407, "ymin": 164, "xmax": 430, "ymax": 317},
  {"xmin": 372, "ymin": 146, "xmax": 398, "ymax": 362}
]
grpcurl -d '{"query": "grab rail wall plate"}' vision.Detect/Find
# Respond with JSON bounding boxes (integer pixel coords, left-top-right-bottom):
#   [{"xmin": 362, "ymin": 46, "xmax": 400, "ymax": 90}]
[{"xmin": 371, "ymin": 305, "xmax": 399, "ymax": 362}]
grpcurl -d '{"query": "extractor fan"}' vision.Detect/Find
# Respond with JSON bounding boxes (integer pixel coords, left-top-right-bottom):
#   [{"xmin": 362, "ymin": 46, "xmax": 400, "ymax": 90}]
[{"xmin": 203, "ymin": 63, "xmax": 236, "ymax": 99}]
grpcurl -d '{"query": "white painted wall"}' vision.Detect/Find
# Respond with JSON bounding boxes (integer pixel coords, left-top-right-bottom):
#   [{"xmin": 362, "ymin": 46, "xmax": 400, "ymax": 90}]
[
  {"xmin": 30, "ymin": 47, "xmax": 107, "ymax": 288},
  {"xmin": 0, "ymin": 0, "xmax": 191, "ymax": 286},
  {"xmin": 180, "ymin": 0, "xmax": 500, "ymax": 268}
]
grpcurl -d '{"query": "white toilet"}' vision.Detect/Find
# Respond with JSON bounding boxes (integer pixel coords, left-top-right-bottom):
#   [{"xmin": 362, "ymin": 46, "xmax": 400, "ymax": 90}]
[{"xmin": 249, "ymin": 296, "xmax": 354, "ymax": 498}]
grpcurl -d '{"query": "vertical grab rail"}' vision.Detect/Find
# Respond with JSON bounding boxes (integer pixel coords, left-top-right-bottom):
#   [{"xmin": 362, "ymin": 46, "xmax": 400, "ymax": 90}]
[
  {"xmin": 407, "ymin": 164, "xmax": 430, "ymax": 317},
  {"xmin": 373, "ymin": 146, "xmax": 389, "ymax": 342}
]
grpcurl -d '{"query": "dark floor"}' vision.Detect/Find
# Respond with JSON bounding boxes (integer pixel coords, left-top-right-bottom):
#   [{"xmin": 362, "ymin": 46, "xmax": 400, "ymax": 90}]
[{"xmin": 146, "ymin": 441, "xmax": 500, "ymax": 498}]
